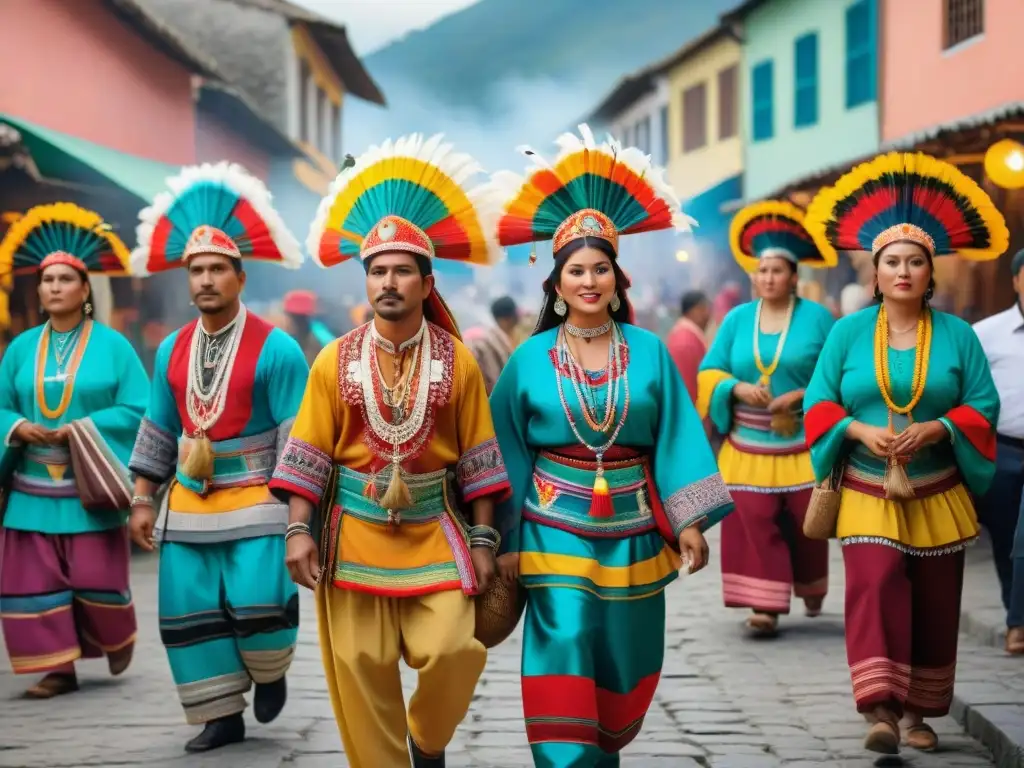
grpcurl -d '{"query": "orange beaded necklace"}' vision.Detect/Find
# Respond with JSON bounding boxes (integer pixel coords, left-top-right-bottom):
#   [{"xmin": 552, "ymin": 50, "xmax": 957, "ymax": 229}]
[{"xmin": 35, "ymin": 319, "xmax": 93, "ymax": 420}]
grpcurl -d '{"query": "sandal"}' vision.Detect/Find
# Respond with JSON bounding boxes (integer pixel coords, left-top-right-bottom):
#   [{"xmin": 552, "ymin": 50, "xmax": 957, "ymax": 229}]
[
  {"xmin": 864, "ymin": 708, "xmax": 900, "ymax": 755},
  {"xmin": 746, "ymin": 612, "xmax": 779, "ymax": 638},
  {"xmin": 24, "ymin": 673, "xmax": 79, "ymax": 699},
  {"xmin": 804, "ymin": 596, "xmax": 824, "ymax": 618},
  {"xmin": 1006, "ymin": 627, "xmax": 1024, "ymax": 656},
  {"xmin": 904, "ymin": 723, "xmax": 938, "ymax": 752}
]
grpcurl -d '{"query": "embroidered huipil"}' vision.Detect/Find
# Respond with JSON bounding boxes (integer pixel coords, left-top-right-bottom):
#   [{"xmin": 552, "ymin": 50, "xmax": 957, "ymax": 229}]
[
  {"xmin": 493, "ymin": 324, "xmax": 733, "ymax": 568},
  {"xmin": 270, "ymin": 322, "xmax": 511, "ymax": 597},
  {"xmin": 129, "ymin": 313, "xmax": 309, "ymax": 541},
  {"xmin": 0, "ymin": 323, "xmax": 148, "ymax": 533},
  {"xmin": 697, "ymin": 299, "xmax": 834, "ymax": 492},
  {"xmin": 804, "ymin": 306, "xmax": 999, "ymax": 554}
]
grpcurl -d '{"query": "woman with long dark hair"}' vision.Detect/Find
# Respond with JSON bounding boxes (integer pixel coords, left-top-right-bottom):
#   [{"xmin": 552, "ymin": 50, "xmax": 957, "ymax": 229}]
[
  {"xmin": 803, "ymin": 153, "xmax": 1004, "ymax": 755},
  {"xmin": 697, "ymin": 202, "xmax": 836, "ymax": 637},
  {"xmin": 0, "ymin": 203, "xmax": 148, "ymax": 698},
  {"xmin": 487, "ymin": 126, "xmax": 734, "ymax": 765}
]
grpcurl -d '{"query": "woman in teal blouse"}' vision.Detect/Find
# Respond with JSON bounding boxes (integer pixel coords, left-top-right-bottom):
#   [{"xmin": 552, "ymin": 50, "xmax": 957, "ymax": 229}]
[
  {"xmin": 0, "ymin": 204, "xmax": 148, "ymax": 699},
  {"xmin": 698, "ymin": 201, "xmax": 836, "ymax": 637},
  {"xmin": 487, "ymin": 126, "xmax": 734, "ymax": 766},
  {"xmin": 803, "ymin": 152, "xmax": 1005, "ymax": 755}
]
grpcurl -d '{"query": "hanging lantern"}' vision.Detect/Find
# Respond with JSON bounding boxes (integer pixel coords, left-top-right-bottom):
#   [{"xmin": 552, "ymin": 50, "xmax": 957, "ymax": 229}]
[{"xmin": 984, "ymin": 139, "xmax": 1024, "ymax": 189}]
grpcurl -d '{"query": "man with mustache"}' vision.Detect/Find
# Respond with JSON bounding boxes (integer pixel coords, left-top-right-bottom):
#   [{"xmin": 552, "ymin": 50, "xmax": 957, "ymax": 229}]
[
  {"xmin": 125, "ymin": 163, "xmax": 310, "ymax": 753},
  {"xmin": 270, "ymin": 136, "xmax": 510, "ymax": 768}
]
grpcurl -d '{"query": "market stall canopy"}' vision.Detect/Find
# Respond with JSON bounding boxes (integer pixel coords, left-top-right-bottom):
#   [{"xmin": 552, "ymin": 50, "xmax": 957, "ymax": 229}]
[{"xmin": 0, "ymin": 114, "xmax": 179, "ymax": 203}]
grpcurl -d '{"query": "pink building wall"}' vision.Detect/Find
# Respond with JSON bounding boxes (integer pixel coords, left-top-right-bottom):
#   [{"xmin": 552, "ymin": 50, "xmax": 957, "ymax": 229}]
[
  {"xmin": 196, "ymin": 113, "xmax": 271, "ymax": 181},
  {"xmin": 0, "ymin": 0, "xmax": 196, "ymax": 164},
  {"xmin": 881, "ymin": 0, "xmax": 1024, "ymax": 143}
]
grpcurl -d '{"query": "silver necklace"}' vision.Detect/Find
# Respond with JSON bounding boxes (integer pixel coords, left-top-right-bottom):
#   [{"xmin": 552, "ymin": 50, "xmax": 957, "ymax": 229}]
[
  {"xmin": 565, "ymin": 320, "xmax": 612, "ymax": 340},
  {"xmin": 186, "ymin": 304, "xmax": 247, "ymax": 432}
]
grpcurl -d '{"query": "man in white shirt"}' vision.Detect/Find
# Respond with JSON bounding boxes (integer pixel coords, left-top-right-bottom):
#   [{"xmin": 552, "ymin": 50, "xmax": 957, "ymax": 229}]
[{"xmin": 973, "ymin": 249, "xmax": 1024, "ymax": 655}]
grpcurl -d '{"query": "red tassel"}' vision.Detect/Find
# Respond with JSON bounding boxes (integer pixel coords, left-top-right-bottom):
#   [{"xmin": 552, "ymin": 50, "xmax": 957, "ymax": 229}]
[
  {"xmin": 364, "ymin": 479, "xmax": 378, "ymax": 501},
  {"xmin": 588, "ymin": 475, "xmax": 614, "ymax": 518}
]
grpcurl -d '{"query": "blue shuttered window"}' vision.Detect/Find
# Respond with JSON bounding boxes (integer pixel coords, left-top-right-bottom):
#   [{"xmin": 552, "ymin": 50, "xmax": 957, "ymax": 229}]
[
  {"xmin": 659, "ymin": 105, "xmax": 669, "ymax": 164},
  {"xmin": 751, "ymin": 60, "xmax": 774, "ymax": 142},
  {"xmin": 794, "ymin": 33, "xmax": 819, "ymax": 127},
  {"xmin": 846, "ymin": 0, "xmax": 877, "ymax": 108}
]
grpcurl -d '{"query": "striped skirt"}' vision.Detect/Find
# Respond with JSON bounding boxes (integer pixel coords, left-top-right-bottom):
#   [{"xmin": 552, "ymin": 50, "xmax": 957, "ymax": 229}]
[{"xmin": 517, "ymin": 449, "xmax": 680, "ymax": 765}]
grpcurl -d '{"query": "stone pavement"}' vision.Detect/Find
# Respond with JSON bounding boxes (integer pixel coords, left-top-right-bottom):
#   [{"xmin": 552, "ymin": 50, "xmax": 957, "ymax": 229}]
[
  {"xmin": 953, "ymin": 537, "xmax": 1024, "ymax": 768},
  {"xmin": 0, "ymin": 528, "xmax": 1014, "ymax": 768}
]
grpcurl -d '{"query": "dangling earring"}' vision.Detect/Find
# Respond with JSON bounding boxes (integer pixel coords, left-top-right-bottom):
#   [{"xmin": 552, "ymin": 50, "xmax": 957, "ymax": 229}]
[
  {"xmin": 554, "ymin": 296, "xmax": 567, "ymax": 317},
  {"xmin": 84, "ymin": 301, "xmax": 93, "ymax": 317},
  {"xmin": 610, "ymin": 294, "xmax": 621, "ymax": 312}
]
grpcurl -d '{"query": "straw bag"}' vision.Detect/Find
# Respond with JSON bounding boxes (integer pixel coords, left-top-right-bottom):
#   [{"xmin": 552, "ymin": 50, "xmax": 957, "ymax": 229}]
[{"xmin": 803, "ymin": 461, "xmax": 845, "ymax": 540}]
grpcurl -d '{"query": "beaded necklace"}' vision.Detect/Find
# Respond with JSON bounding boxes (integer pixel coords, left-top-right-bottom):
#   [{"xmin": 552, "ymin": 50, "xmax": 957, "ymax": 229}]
[
  {"xmin": 873, "ymin": 304, "xmax": 931, "ymax": 417},
  {"xmin": 555, "ymin": 321, "xmax": 630, "ymax": 515},
  {"xmin": 35, "ymin": 319, "xmax": 93, "ymax": 419},
  {"xmin": 752, "ymin": 296, "xmax": 795, "ymax": 390},
  {"xmin": 186, "ymin": 304, "xmax": 247, "ymax": 434}
]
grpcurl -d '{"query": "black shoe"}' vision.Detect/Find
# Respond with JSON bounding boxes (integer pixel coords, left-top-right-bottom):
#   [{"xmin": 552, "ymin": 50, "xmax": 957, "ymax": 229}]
[
  {"xmin": 254, "ymin": 677, "xmax": 287, "ymax": 724},
  {"xmin": 184, "ymin": 713, "xmax": 245, "ymax": 753},
  {"xmin": 408, "ymin": 734, "xmax": 445, "ymax": 767}
]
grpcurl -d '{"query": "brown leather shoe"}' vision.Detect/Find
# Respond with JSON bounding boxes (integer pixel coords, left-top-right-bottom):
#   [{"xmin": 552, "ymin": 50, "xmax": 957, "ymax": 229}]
[
  {"xmin": 864, "ymin": 707, "xmax": 900, "ymax": 755},
  {"xmin": 25, "ymin": 672, "xmax": 79, "ymax": 699},
  {"xmin": 1006, "ymin": 627, "xmax": 1024, "ymax": 655},
  {"xmin": 108, "ymin": 643, "xmax": 134, "ymax": 676},
  {"xmin": 903, "ymin": 723, "xmax": 938, "ymax": 752}
]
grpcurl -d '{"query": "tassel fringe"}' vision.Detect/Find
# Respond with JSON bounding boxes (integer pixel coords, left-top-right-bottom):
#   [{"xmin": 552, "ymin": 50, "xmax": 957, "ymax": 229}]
[
  {"xmin": 883, "ymin": 458, "xmax": 916, "ymax": 500},
  {"xmin": 379, "ymin": 466, "xmax": 413, "ymax": 511},
  {"xmin": 181, "ymin": 435, "xmax": 215, "ymax": 481},
  {"xmin": 588, "ymin": 475, "xmax": 614, "ymax": 518}
]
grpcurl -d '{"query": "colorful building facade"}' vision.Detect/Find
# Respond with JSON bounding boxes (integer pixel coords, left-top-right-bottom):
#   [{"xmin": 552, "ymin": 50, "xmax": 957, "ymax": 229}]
[{"xmin": 728, "ymin": 0, "xmax": 879, "ymax": 201}]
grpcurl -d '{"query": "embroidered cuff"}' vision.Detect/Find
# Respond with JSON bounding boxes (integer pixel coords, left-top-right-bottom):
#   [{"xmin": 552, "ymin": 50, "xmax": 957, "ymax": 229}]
[
  {"xmin": 457, "ymin": 437, "xmax": 511, "ymax": 502},
  {"xmin": 664, "ymin": 473, "xmax": 734, "ymax": 536},
  {"xmin": 129, "ymin": 418, "xmax": 178, "ymax": 483},
  {"xmin": 270, "ymin": 437, "xmax": 332, "ymax": 504}
]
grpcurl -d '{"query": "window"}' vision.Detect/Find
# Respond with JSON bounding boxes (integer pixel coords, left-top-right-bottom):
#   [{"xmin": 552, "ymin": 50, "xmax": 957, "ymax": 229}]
[
  {"xmin": 298, "ymin": 58, "xmax": 311, "ymax": 144},
  {"xmin": 751, "ymin": 60, "xmax": 774, "ymax": 141},
  {"xmin": 794, "ymin": 33, "xmax": 819, "ymax": 127},
  {"xmin": 622, "ymin": 126, "xmax": 633, "ymax": 147},
  {"xmin": 682, "ymin": 82, "xmax": 708, "ymax": 152},
  {"xmin": 717, "ymin": 65, "xmax": 738, "ymax": 139},
  {"xmin": 635, "ymin": 116, "xmax": 651, "ymax": 155},
  {"xmin": 659, "ymin": 105, "xmax": 669, "ymax": 164},
  {"xmin": 293, "ymin": 44, "xmax": 344, "ymax": 161},
  {"xmin": 846, "ymin": 0, "xmax": 877, "ymax": 108},
  {"xmin": 944, "ymin": 0, "xmax": 984, "ymax": 49}
]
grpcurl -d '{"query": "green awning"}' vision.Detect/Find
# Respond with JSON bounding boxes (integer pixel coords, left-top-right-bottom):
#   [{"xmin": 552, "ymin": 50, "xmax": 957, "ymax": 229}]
[{"xmin": 1, "ymin": 114, "xmax": 178, "ymax": 202}]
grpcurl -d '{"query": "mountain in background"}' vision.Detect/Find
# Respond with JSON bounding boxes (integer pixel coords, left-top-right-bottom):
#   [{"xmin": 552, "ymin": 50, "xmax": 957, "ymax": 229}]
[
  {"xmin": 343, "ymin": 0, "xmax": 741, "ymax": 174},
  {"xmin": 364, "ymin": 0, "xmax": 740, "ymax": 117}
]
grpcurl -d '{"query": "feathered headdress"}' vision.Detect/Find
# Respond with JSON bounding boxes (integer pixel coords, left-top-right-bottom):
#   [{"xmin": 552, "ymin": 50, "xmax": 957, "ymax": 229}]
[
  {"xmin": 805, "ymin": 152, "xmax": 1009, "ymax": 263},
  {"xmin": 131, "ymin": 162, "xmax": 303, "ymax": 275},
  {"xmin": 489, "ymin": 124, "xmax": 694, "ymax": 256},
  {"xmin": 307, "ymin": 134, "xmax": 501, "ymax": 269},
  {"xmin": 307, "ymin": 134, "xmax": 502, "ymax": 340},
  {"xmin": 0, "ymin": 203, "xmax": 130, "ymax": 287},
  {"xmin": 729, "ymin": 200, "xmax": 835, "ymax": 273}
]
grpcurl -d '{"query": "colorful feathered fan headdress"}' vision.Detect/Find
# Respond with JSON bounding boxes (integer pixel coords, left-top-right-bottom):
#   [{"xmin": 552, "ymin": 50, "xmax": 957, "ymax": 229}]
[
  {"xmin": 805, "ymin": 152, "xmax": 1009, "ymax": 263},
  {"xmin": 489, "ymin": 124, "xmax": 694, "ymax": 256},
  {"xmin": 729, "ymin": 200, "xmax": 835, "ymax": 274},
  {"xmin": 131, "ymin": 162, "xmax": 303, "ymax": 275},
  {"xmin": 307, "ymin": 133, "xmax": 502, "ymax": 269},
  {"xmin": 0, "ymin": 203, "xmax": 130, "ymax": 288}
]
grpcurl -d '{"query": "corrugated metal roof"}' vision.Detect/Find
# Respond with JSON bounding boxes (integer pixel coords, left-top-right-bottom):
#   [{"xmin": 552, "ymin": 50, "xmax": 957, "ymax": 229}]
[{"xmin": 883, "ymin": 101, "xmax": 1024, "ymax": 149}]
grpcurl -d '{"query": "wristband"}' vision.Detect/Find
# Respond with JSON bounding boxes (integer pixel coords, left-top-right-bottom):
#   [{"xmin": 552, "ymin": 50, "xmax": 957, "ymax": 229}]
[
  {"xmin": 469, "ymin": 524, "xmax": 501, "ymax": 553},
  {"xmin": 131, "ymin": 494, "xmax": 155, "ymax": 508}
]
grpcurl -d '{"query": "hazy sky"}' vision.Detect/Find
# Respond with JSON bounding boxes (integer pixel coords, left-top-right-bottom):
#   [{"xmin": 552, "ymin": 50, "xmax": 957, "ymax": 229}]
[{"xmin": 293, "ymin": 0, "xmax": 479, "ymax": 54}]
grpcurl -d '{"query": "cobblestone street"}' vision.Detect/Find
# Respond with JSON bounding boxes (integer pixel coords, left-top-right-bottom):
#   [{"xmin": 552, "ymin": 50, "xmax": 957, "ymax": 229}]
[{"xmin": 0, "ymin": 529, "xmax": 1012, "ymax": 767}]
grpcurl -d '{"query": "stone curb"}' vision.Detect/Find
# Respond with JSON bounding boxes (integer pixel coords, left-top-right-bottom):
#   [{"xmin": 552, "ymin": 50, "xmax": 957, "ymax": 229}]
[{"xmin": 951, "ymin": 693, "xmax": 1024, "ymax": 768}]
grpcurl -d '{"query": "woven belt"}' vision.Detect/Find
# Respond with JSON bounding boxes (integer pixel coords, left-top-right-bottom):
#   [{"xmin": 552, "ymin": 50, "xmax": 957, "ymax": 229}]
[
  {"xmin": 178, "ymin": 428, "xmax": 278, "ymax": 492},
  {"xmin": 11, "ymin": 445, "xmax": 77, "ymax": 498},
  {"xmin": 334, "ymin": 465, "xmax": 450, "ymax": 525}
]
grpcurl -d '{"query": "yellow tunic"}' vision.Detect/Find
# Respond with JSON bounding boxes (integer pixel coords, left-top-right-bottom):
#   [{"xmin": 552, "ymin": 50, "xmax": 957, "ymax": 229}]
[{"xmin": 271, "ymin": 321, "xmax": 511, "ymax": 597}]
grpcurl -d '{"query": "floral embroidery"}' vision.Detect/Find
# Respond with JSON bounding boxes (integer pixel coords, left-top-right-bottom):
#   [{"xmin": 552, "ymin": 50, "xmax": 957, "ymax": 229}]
[
  {"xmin": 456, "ymin": 437, "xmax": 509, "ymax": 501},
  {"xmin": 272, "ymin": 437, "xmax": 333, "ymax": 500}
]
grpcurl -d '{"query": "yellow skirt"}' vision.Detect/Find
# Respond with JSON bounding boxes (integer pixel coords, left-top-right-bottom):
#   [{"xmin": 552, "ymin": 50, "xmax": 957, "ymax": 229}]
[
  {"xmin": 718, "ymin": 441, "xmax": 816, "ymax": 491},
  {"xmin": 836, "ymin": 483, "xmax": 979, "ymax": 553}
]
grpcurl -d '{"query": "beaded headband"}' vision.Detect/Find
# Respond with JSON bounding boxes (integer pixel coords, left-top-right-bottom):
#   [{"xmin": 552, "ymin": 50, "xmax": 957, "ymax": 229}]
[
  {"xmin": 360, "ymin": 215, "xmax": 435, "ymax": 261},
  {"xmin": 183, "ymin": 225, "xmax": 242, "ymax": 261},
  {"xmin": 871, "ymin": 223, "xmax": 936, "ymax": 257},
  {"xmin": 40, "ymin": 251, "xmax": 88, "ymax": 273},
  {"xmin": 552, "ymin": 209, "xmax": 620, "ymax": 255}
]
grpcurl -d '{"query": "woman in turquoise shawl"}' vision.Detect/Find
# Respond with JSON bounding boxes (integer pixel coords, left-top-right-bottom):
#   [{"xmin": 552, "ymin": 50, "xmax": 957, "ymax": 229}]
[
  {"xmin": 697, "ymin": 201, "xmax": 836, "ymax": 637},
  {"xmin": 803, "ymin": 153, "xmax": 1005, "ymax": 755},
  {"xmin": 0, "ymin": 204, "xmax": 149, "ymax": 698},
  {"xmin": 487, "ymin": 126, "xmax": 734, "ymax": 766}
]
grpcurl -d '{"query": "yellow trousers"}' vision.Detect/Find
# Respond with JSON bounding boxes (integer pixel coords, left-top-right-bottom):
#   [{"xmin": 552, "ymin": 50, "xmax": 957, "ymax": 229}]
[{"xmin": 316, "ymin": 585, "xmax": 487, "ymax": 768}]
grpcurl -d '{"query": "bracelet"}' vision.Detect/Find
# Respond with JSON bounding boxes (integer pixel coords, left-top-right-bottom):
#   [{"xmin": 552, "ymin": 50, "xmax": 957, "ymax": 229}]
[
  {"xmin": 131, "ymin": 494, "xmax": 155, "ymax": 508},
  {"xmin": 285, "ymin": 522, "xmax": 312, "ymax": 541},
  {"xmin": 938, "ymin": 417, "xmax": 956, "ymax": 445},
  {"xmin": 469, "ymin": 524, "xmax": 501, "ymax": 553}
]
